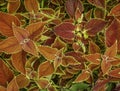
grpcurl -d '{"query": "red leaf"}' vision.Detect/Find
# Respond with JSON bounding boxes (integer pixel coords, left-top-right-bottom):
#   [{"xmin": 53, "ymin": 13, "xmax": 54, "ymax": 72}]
[
  {"xmin": 93, "ymin": 79, "xmax": 110, "ymax": 91},
  {"xmin": 7, "ymin": 78, "xmax": 19, "ymax": 91},
  {"xmin": 38, "ymin": 46, "xmax": 58, "ymax": 61},
  {"xmin": 74, "ymin": 70, "xmax": 90, "ymax": 82},
  {"xmin": 108, "ymin": 68, "xmax": 120, "ymax": 78},
  {"xmin": 22, "ymin": 40, "xmax": 38, "ymax": 57},
  {"xmin": 105, "ymin": 41, "xmax": 117, "ymax": 57},
  {"xmin": 87, "ymin": 0, "xmax": 105, "ymax": 9},
  {"xmin": 0, "ymin": 86, "xmax": 6, "ymax": 91},
  {"xmin": 0, "ymin": 12, "xmax": 20, "ymax": 37},
  {"xmin": 85, "ymin": 19, "xmax": 106, "ymax": 36},
  {"xmin": 110, "ymin": 3, "xmax": 120, "ymax": 16},
  {"xmin": 65, "ymin": 0, "xmax": 83, "ymax": 18},
  {"xmin": 84, "ymin": 53, "xmax": 100, "ymax": 65},
  {"xmin": 7, "ymin": 0, "xmax": 20, "ymax": 13},
  {"xmin": 26, "ymin": 22, "xmax": 45, "ymax": 41},
  {"xmin": 106, "ymin": 19, "xmax": 120, "ymax": 51},
  {"xmin": 24, "ymin": 0, "xmax": 39, "ymax": 13},
  {"xmin": 38, "ymin": 61, "xmax": 54, "ymax": 78},
  {"xmin": 0, "ymin": 59, "xmax": 14, "ymax": 87},
  {"xmin": 54, "ymin": 22, "xmax": 75, "ymax": 40},
  {"xmin": 0, "ymin": 37, "xmax": 22, "ymax": 54},
  {"xmin": 11, "ymin": 51, "xmax": 27, "ymax": 74}
]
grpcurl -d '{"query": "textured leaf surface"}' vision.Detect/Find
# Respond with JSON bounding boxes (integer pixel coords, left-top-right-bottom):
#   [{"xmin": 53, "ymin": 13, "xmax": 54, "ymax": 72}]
[
  {"xmin": 108, "ymin": 68, "xmax": 120, "ymax": 78},
  {"xmin": 38, "ymin": 61, "xmax": 54, "ymax": 77},
  {"xmin": 0, "ymin": 59, "xmax": 13, "ymax": 87},
  {"xmin": 0, "ymin": 12, "xmax": 20, "ymax": 36},
  {"xmin": 54, "ymin": 22, "xmax": 75, "ymax": 40},
  {"xmin": 38, "ymin": 46, "xmax": 58, "ymax": 61},
  {"xmin": 24, "ymin": 0, "xmax": 39, "ymax": 13},
  {"xmin": 110, "ymin": 3, "xmax": 120, "ymax": 16},
  {"xmin": 7, "ymin": 0, "xmax": 20, "ymax": 13},
  {"xmin": 0, "ymin": 37, "xmax": 22, "ymax": 54},
  {"xmin": 11, "ymin": 51, "xmax": 26, "ymax": 74}
]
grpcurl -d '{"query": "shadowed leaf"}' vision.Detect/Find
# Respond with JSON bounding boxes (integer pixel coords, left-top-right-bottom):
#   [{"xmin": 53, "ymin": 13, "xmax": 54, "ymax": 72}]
[
  {"xmin": 11, "ymin": 51, "xmax": 26, "ymax": 74},
  {"xmin": 85, "ymin": 19, "xmax": 106, "ymax": 36},
  {"xmin": 7, "ymin": 0, "xmax": 20, "ymax": 13},
  {"xmin": 89, "ymin": 41, "xmax": 100, "ymax": 54},
  {"xmin": 0, "ymin": 59, "xmax": 14, "ymax": 87},
  {"xmin": 0, "ymin": 12, "xmax": 20, "ymax": 36},
  {"xmin": 54, "ymin": 22, "xmax": 75, "ymax": 40},
  {"xmin": 38, "ymin": 61, "xmax": 54, "ymax": 78},
  {"xmin": 0, "ymin": 37, "xmax": 22, "ymax": 54},
  {"xmin": 7, "ymin": 78, "xmax": 19, "ymax": 91},
  {"xmin": 87, "ymin": 0, "xmax": 105, "ymax": 9},
  {"xmin": 38, "ymin": 46, "xmax": 58, "ymax": 61},
  {"xmin": 24, "ymin": 0, "xmax": 39, "ymax": 13},
  {"xmin": 74, "ymin": 70, "xmax": 90, "ymax": 83}
]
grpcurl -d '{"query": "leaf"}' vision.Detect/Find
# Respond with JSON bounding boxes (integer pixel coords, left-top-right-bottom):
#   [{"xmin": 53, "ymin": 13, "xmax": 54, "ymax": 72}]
[
  {"xmin": 85, "ymin": 19, "xmax": 106, "ymax": 36},
  {"xmin": 36, "ymin": 78, "xmax": 49, "ymax": 89},
  {"xmin": 12, "ymin": 25, "xmax": 29, "ymax": 42},
  {"xmin": 24, "ymin": 0, "xmax": 39, "ymax": 13},
  {"xmin": 108, "ymin": 68, "xmax": 120, "ymax": 78},
  {"xmin": 87, "ymin": 0, "xmax": 105, "ymax": 9},
  {"xmin": 0, "ymin": 37, "xmax": 22, "ymax": 54},
  {"xmin": 38, "ymin": 46, "xmax": 58, "ymax": 61},
  {"xmin": 106, "ymin": 19, "xmax": 120, "ymax": 51},
  {"xmin": 84, "ymin": 53, "xmax": 100, "ymax": 65},
  {"xmin": 26, "ymin": 22, "xmax": 45, "ymax": 41},
  {"xmin": 105, "ymin": 41, "xmax": 117, "ymax": 57},
  {"xmin": 62, "ymin": 56, "xmax": 79, "ymax": 66},
  {"xmin": 74, "ymin": 70, "xmax": 90, "ymax": 83},
  {"xmin": 38, "ymin": 61, "xmax": 54, "ymax": 78},
  {"xmin": 0, "ymin": 59, "xmax": 14, "ymax": 87},
  {"xmin": 51, "ymin": 37, "xmax": 66, "ymax": 50},
  {"xmin": 89, "ymin": 41, "xmax": 100, "ymax": 54},
  {"xmin": 110, "ymin": 3, "xmax": 120, "ymax": 16},
  {"xmin": 16, "ymin": 74, "xmax": 30, "ymax": 88},
  {"xmin": 101, "ymin": 60, "xmax": 112, "ymax": 75},
  {"xmin": 54, "ymin": 22, "xmax": 75, "ymax": 40},
  {"xmin": 7, "ymin": 0, "xmax": 20, "ymax": 13},
  {"xmin": 65, "ymin": 0, "xmax": 83, "ymax": 18},
  {"xmin": 0, "ymin": 12, "xmax": 20, "ymax": 37},
  {"xmin": 11, "ymin": 51, "xmax": 26, "ymax": 74},
  {"xmin": 93, "ymin": 79, "xmax": 110, "ymax": 91},
  {"xmin": 22, "ymin": 40, "xmax": 38, "ymax": 57},
  {"xmin": 7, "ymin": 78, "xmax": 19, "ymax": 91},
  {"xmin": 0, "ymin": 86, "xmax": 6, "ymax": 91}
]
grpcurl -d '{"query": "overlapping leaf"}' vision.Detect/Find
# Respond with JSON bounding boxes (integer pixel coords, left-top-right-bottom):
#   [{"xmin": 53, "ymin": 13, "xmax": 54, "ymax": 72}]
[
  {"xmin": 38, "ymin": 46, "xmax": 58, "ymax": 61},
  {"xmin": 0, "ymin": 59, "xmax": 14, "ymax": 87},
  {"xmin": 108, "ymin": 68, "xmax": 120, "ymax": 78},
  {"xmin": 87, "ymin": 0, "xmax": 105, "ymax": 9},
  {"xmin": 0, "ymin": 12, "xmax": 20, "ymax": 36},
  {"xmin": 11, "ymin": 51, "xmax": 26, "ymax": 74},
  {"xmin": 38, "ymin": 61, "xmax": 54, "ymax": 78},
  {"xmin": 110, "ymin": 3, "xmax": 120, "ymax": 16},
  {"xmin": 54, "ymin": 22, "xmax": 75, "ymax": 40},
  {"xmin": 106, "ymin": 19, "xmax": 120, "ymax": 51},
  {"xmin": 24, "ymin": 0, "xmax": 39, "ymax": 13},
  {"xmin": 7, "ymin": 0, "xmax": 20, "ymax": 13},
  {"xmin": 0, "ymin": 37, "xmax": 22, "ymax": 54},
  {"xmin": 85, "ymin": 19, "xmax": 106, "ymax": 36}
]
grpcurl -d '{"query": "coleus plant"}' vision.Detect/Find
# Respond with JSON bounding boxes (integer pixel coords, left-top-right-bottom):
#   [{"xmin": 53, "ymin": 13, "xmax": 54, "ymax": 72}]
[{"xmin": 0, "ymin": 0, "xmax": 120, "ymax": 91}]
